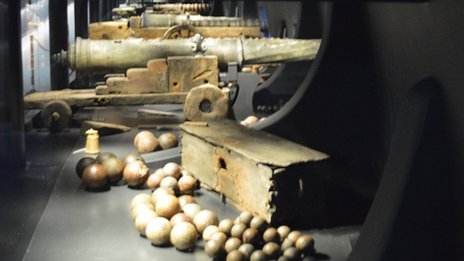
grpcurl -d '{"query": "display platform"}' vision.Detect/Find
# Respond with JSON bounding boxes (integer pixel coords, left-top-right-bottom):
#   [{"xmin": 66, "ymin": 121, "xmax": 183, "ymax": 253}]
[{"xmin": 22, "ymin": 127, "xmax": 359, "ymax": 261}]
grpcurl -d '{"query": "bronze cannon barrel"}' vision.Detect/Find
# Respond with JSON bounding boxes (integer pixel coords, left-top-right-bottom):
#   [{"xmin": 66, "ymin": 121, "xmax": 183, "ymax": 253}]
[{"xmin": 55, "ymin": 36, "xmax": 321, "ymax": 72}]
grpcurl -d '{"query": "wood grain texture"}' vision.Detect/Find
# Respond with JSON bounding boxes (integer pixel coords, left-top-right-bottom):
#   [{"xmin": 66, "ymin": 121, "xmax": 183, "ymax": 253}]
[
  {"xmin": 168, "ymin": 56, "xmax": 218, "ymax": 92},
  {"xmin": 24, "ymin": 89, "xmax": 187, "ymax": 109}
]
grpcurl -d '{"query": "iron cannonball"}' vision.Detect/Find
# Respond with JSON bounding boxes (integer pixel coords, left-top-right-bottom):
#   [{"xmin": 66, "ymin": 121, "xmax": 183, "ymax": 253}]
[
  {"xmin": 219, "ymin": 219, "xmax": 235, "ymax": 235},
  {"xmin": 281, "ymin": 238, "xmax": 295, "ymax": 251},
  {"xmin": 170, "ymin": 213, "xmax": 192, "ymax": 226},
  {"xmin": 231, "ymin": 223, "xmax": 247, "ymax": 239},
  {"xmin": 205, "ymin": 239, "xmax": 225, "ymax": 258},
  {"xmin": 287, "ymin": 231, "xmax": 302, "ymax": 243},
  {"xmin": 76, "ymin": 157, "xmax": 96, "ymax": 179},
  {"xmin": 225, "ymin": 237, "xmax": 242, "ymax": 253},
  {"xmin": 262, "ymin": 242, "xmax": 282, "ymax": 260},
  {"xmin": 239, "ymin": 211, "xmax": 253, "ymax": 226},
  {"xmin": 151, "ymin": 187, "xmax": 175, "ymax": 205},
  {"xmin": 155, "ymin": 194, "xmax": 180, "ymax": 219},
  {"xmin": 238, "ymin": 243, "xmax": 255, "ymax": 259},
  {"xmin": 250, "ymin": 250, "xmax": 267, "ymax": 261},
  {"xmin": 170, "ymin": 221, "xmax": 198, "ymax": 251},
  {"xmin": 202, "ymin": 225, "xmax": 220, "ymax": 241},
  {"xmin": 283, "ymin": 247, "xmax": 300, "ymax": 260},
  {"xmin": 123, "ymin": 160, "xmax": 149, "ymax": 188},
  {"xmin": 263, "ymin": 227, "xmax": 280, "ymax": 243},
  {"xmin": 160, "ymin": 176, "xmax": 178, "ymax": 191},
  {"xmin": 96, "ymin": 151, "xmax": 117, "ymax": 164},
  {"xmin": 227, "ymin": 249, "xmax": 246, "ymax": 261},
  {"xmin": 180, "ymin": 169, "xmax": 194, "ymax": 177},
  {"xmin": 101, "ymin": 157, "xmax": 124, "ymax": 184},
  {"xmin": 123, "ymin": 153, "xmax": 144, "ymax": 166},
  {"xmin": 134, "ymin": 131, "xmax": 159, "ymax": 153},
  {"xmin": 178, "ymin": 175, "xmax": 197, "ymax": 195},
  {"xmin": 153, "ymin": 167, "xmax": 166, "ymax": 177},
  {"xmin": 295, "ymin": 235, "xmax": 315, "ymax": 255},
  {"xmin": 130, "ymin": 193, "xmax": 152, "ymax": 209},
  {"xmin": 146, "ymin": 217, "xmax": 172, "ymax": 246},
  {"xmin": 158, "ymin": 132, "xmax": 178, "ymax": 150},
  {"xmin": 146, "ymin": 172, "xmax": 164, "ymax": 190},
  {"xmin": 250, "ymin": 216, "xmax": 268, "ymax": 233},
  {"xmin": 209, "ymin": 231, "xmax": 228, "ymax": 246},
  {"xmin": 131, "ymin": 203, "xmax": 155, "ymax": 221},
  {"xmin": 178, "ymin": 195, "xmax": 196, "ymax": 208},
  {"xmin": 193, "ymin": 209, "xmax": 219, "ymax": 234},
  {"xmin": 82, "ymin": 163, "xmax": 108, "ymax": 189},
  {"xmin": 242, "ymin": 227, "xmax": 260, "ymax": 246},
  {"xmin": 163, "ymin": 162, "xmax": 182, "ymax": 179},
  {"xmin": 277, "ymin": 225, "xmax": 291, "ymax": 240},
  {"xmin": 181, "ymin": 203, "xmax": 202, "ymax": 220},
  {"xmin": 135, "ymin": 210, "xmax": 158, "ymax": 236}
]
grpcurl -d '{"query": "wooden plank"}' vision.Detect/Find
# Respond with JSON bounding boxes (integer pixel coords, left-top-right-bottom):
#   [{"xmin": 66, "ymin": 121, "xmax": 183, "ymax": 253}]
[
  {"xmin": 24, "ymin": 89, "xmax": 187, "ymax": 109},
  {"xmin": 180, "ymin": 120, "xmax": 328, "ymax": 167}
]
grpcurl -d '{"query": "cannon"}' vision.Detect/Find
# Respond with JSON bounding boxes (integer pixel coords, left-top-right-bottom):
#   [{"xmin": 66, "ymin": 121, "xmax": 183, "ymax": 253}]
[
  {"xmin": 26, "ymin": 35, "xmax": 321, "ymax": 132},
  {"xmin": 54, "ymin": 35, "xmax": 321, "ymax": 73},
  {"xmin": 89, "ymin": 12, "xmax": 261, "ymax": 40}
]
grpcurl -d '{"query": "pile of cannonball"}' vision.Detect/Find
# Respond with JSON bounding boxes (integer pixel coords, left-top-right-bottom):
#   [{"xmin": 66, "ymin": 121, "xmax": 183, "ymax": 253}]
[
  {"xmin": 203, "ymin": 211, "xmax": 314, "ymax": 261},
  {"xmin": 130, "ymin": 162, "xmax": 209, "ymax": 252},
  {"xmin": 75, "ymin": 151, "xmax": 153, "ymax": 190},
  {"xmin": 133, "ymin": 130, "xmax": 178, "ymax": 154},
  {"xmin": 130, "ymin": 172, "xmax": 315, "ymax": 260}
]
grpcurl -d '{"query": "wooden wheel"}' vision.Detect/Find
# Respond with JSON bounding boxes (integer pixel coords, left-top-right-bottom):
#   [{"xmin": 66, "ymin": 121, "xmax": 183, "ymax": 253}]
[
  {"xmin": 184, "ymin": 84, "xmax": 229, "ymax": 121},
  {"xmin": 41, "ymin": 100, "xmax": 72, "ymax": 133}
]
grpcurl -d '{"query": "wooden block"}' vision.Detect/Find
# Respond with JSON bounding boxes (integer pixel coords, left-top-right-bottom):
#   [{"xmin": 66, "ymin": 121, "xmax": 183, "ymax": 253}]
[
  {"xmin": 180, "ymin": 120, "xmax": 329, "ymax": 224},
  {"xmin": 147, "ymin": 59, "xmax": 169, "ymax": 93},
  {"xmin": 104, "ymin": 59, "xmax": 168, "ymax": 94},
  {"xmin": 168, "ymin": 56, "xmax": 218, "ymax": 93},
  {"xmin": 106, "ymin": 77, "xmax": 130, "ymax": 94},
  {"xmin": 126, "ymin": 68, "xmax": 165, "ymax": 93}
]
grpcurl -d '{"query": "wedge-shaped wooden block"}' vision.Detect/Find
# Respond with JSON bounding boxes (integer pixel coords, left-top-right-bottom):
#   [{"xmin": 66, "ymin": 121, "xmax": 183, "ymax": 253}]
[
  {"xmin": 168, "ymin": 56, "xmax": 218, "ymax": 93},
  {"xmin": 104, "ymin": 59, "xmax": 168, "ymax": 94},
  {"xmin": 180, "ymin": 120, "xmax": 329, "ymax": 223}
]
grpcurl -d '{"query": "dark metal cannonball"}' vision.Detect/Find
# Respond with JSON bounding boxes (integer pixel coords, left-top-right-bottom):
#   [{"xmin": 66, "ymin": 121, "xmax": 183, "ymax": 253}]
[
  {"xmin": 250, "ymin": 250, "xmax": 267, "ymax": 261},
  {"xmin": 82, "ymin": 163, "xmax": 108, "ymax": 190},
  {"xmin": 101, "ymin": 157, "xmax": 124, "ymax": 184},
  {"xmin": 227, "ymin": 249, "xmax": 246, "ymax": 261},
  {"xmin": 76, "ymin": 157, "xmax": 96, "ymax": 179},
  {"xmin": 96, "ymin": 151, "xmax": 117, "ymax": 164},
  {"xmin": 205, "ymin": 239, "xmax": 225, "ymax": 258},
  {"xmin": 123, "ymin": 153, "xmax": 144, "ymax": 166},
  {"xmin": 262, "ymin": 242, "xmax": 282, "ymax": 260}
]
